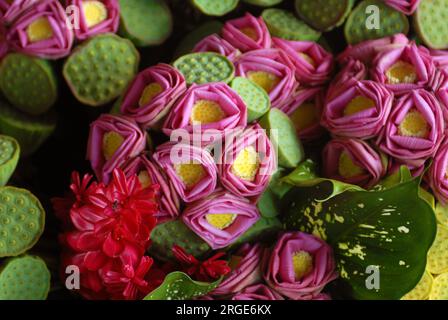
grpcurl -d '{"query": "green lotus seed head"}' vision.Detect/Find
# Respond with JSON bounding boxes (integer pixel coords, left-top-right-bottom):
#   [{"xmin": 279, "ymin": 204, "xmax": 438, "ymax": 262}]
[
  {"xmin": 242, "ymin": 0, "xmax": 283, "ymax": 7},
  {"xmin": 429, "ymin": 272, "xmax": 448, "ymax": 300},
  {"xmin": 0, "ymin": 53, "xmax": 57, "ymax": 116},
  {"xmin": 0, "ymin": 255, "xmax": 50, "ymax": 300},
  {"xmin": 231, "ymin": 77, "xmax": 270, "ymax": 123},
  {"xmin": 173, "ymin": 52, "xmax": 235, "ymax": 85},
  {"xmin": 63, "ymin": 34, "xmax": 140, "ymax": 107},
  {"xmin": 0, "ymin": 187, "xmax": 45, "ymax": 257},
  {"xmin": 295, "ymin": 0, "xmax": 355, "ymax": 32},
  {"xmin": 259, "ymin": 108, "xmax": 304, "ymax": 168},
  {"xmin": 401, "ymin": 271, "xmax": 433, "ymax": 300},
  {"xmin": 192, "ymin": 0, "xmax": 239, "ymax": 16},
  {"xmin": 118, "ymin": 0, "xmax": 172, "ymax": 47},
  {"xmin": 0, "ymin": 135, "xmax": 20, "ymax": 187},
  {"xmin": 345, "ymin": 0, "xmax": 409, "ymax": 45},
  {"xmin": 261, "ymin": 8, "xmax": 321, "ymax": 41},
  {"xmin": 427, "ymin": 224, "xmax": 448, "ymax": 275},
  {"xmin": 149, "ymin": 219, "xmax": 211, "ymax": 262},
  {"xmin": 435, "ymin": 202, "xmax": 448, "ymax": 228},
  {"xmin": 414, "ymin": 0, "xmax": 448, "ymax": 50},
  {"xmin": 0, "ymin": 99, "xmax": 57, "ymax": 156}
]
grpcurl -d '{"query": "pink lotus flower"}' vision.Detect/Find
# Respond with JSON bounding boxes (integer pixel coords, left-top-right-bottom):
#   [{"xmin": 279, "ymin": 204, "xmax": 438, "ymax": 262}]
[
  {"xmin": 282, "ymin": 87, "xmax": 326, "ymax": 143},
  {"xmin": 87, "ymin": 114, "xmax": 147, "ymax": 183},
  {"xmin": 219, "ymin": 124, "xmax": 276, "ymax": 199},
  {"xmin": 323, "ymin": 138, "xmax": 387, "ymax": 188},
  {"xmin": 212, "ymin": 243, "xmax": 263, "ymax": 296},
  {"xmin": 430, "ymin": 49, "xmax": 448, "ymax": 73},
  {"xmin": 7, "ymin": 0, "xmax": 74, "ymax": 59},
  {"xmin": 376, "ymin": 90, "xmax": 444, "ymax": 163},
  {"xmin": 273, "ymin": 38, "xmax": 334, "ymax": 86},
  {"xmin": 121, "ymin": 64, "xmax": 187, "ymax": 129},
  {"xmin": 371, "ymin": 43, "xmax": 436, "ymax": 95},
  {"xmin": 427, "ymin": 138, "xmax": 448, "ymax": 204},
  {"xmin": 123, "ymin": 154, "xmax": 181, "ymax": 222},
  {"xmin": 66, "ymin": 0, "xmax": 120, "ymax": 41},
  {"xmin": 163, "ymin": 82, "xmax": 247, "ymax": 142},
  {"xmin": 232, "ymin": 284, "xmax": 283, "ymax": 300},
  {"xmin": 222, "ymin": 13, "xmax": 271, "ymax": 52},
  {"xmin": 388, "ymin": 158, "xmax": 425, "ymax": 178},
  {"xmin": 262, "ymin": 232, "xmax": 337, "ymax": 300},
  {"xmin": 313, "ymin": 293, "xmax": 332, "ymax": 300},
  {"xmin": 327, "ymin": 59, "xmax": 368, "ymax": 99},
  {"xmin": 337, "ymin": 34, "xmax": 409, "ymax": 66},
  {"xmin": 0, "ymin": 0, "xmax": 37, "ymax": 24},
  {"xmin": 0, "ymin": 24, "xmax": 8, "ymax": 59},
  {"xmin": 193, "ymin": 34, "xmax": 240, "ymax": 62},
  {"xmin": 235, "ymin": 48, "xmax": 298, "ymax": 109},
  {"xmin": 322, "ymin": 80, "xmax": 394, "ymax": 140},
  {"xmin": 152, "ymin": 142, "xmax": 218, "ymax": 203},
  {"xmin": 383, "ymin": 0, "xmax": 421, "ymax": 15},
  {"xmin": 182, "ymin": 190, "xmax": 260, "ymax": 249}
]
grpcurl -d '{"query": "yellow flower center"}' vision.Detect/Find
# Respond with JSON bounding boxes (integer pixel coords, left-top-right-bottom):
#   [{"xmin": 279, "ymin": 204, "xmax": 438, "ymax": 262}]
[
  {"xmin": 338, "ymin": 151, "xmax": 365, "ymax": 178},
  {"xmin": 240, "ymin": 27, "xmax": 258, "ymax": 41},
  {"xmin": 82, "ymin": 0, "xmax": 108, "ymax": 28},
  {"xmin": 102, "ymin": 131, "xmax": 124, "ymax": 161},
  {"xmin": 247, "ymin": 71, "xmax": 280, "ymax": 94},
  {"xmin": 137, "ymin": 170, "xmax": 152, "ymax": 189},
  {"xmin": 292, "ymin": 251, "xmax": 314, "ymax": 281},
  {"xmin": 174, "ymin": 163, "xmax": 206, "ymax": 188},
  {"xmin": 228, "ymin": 255, "xmax": 243, "ymax": 270},
  {"xmin": 299, "ymin": 53, "xmax": 315, "ymax": 67},
  {"xmin": 344, "ymin": 96, "xmax": 376, "ymax": 116},
  {"xmin": 26, "ymin": 17, "xmax": 53, "ymax": 43},
  {"xmin": 206, "ymin": 213, "xmax": 237, "ymax": 230},
  {"xmin": 386, "ymin": 61, "xmax": 418, "ymax": 85},
  {"xmin": 190, "ymin": 100, "xmax": 225, "ymax": 125},
  {"xmin": 139, "ymin": 82, "xmax": 163, "ymax": 107},
  {"xmin": 398, "ymin": 109, "xmax": 429, "ymax": 138},
  {"xmin": 290, "ymin": 102, "xmax": 318, "ymax": 131},
  {"xmin": 231, "ymin": 146, "xmax": 260, "ymax": 181}
]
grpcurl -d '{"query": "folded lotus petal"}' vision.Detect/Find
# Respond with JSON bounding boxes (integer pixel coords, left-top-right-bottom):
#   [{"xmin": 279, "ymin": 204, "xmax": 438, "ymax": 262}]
[
  {"xmin": 219, "ymin": 124, "xmax": 276, "ymax": 199},
  {"xmin": 123, "ymin": 154, "xmax": 181, "ymax": 221},
  {"xmin": 193, "ymin": 34, "xmax": 240, "ymax": 62},
  {"xmin": 152, "ymin": 142, "xmax": 218, "ymax": 203},
  {"xmin": 322, "ymin": 80, "xmax": 394, "ymax": 139},
  {"xmin": 337, "ymin": 34, "xmax": 409, "ymax": 66},
  {"xmin": 376, "ymin": 90, "xmax": 444, "ymax": 162},
  {"xmin": 388, "ymin": 157, "xmax": 426, "ymax": 178},
  {"xmin": 212, "ymin": 243, "xmax": 263, "ymax": 296},
  {"xmin": 182, "ymin": 190, "xmax": 260, "ymax": 249},
  {"xmin": 273, "ymin": 38, "xmax": 334, "ymax": 86},
  {"xmin": 7, "ymin": 0, "xmax": 74, "ymax": 59},
  {"xmin": 428, "ymin": 138, "xmax": 448, "ymax": 204},
  {"xmin": 262, "ymin": 232, "xmax": 338, "ymax": 300},
  {"xmin": 222, "ymin": 13, "xmax": 271, "ymax": 52},
  {"xmin": 323, "ymin": 138, "xmax": 387, "ymax": 188},
  {"xmin": 235, "ymin": 48, "xmax": 298, "ymax": 109},
  {"xmin": 430, "ymin": 49, "xmax": 448, "ymax": 73},
  {"xmin": 371, "ymin": 43, "xmax": 436, "ymax": 95},
  {"xmin": 66, "ymin": 0, "xmax": 120, "ymax": 40},
  {"xmin": 0, "ymin": 0, "xmax": 37, "ymax": 24},
  {"xmin": 313, "ymin": 293, "xmax": 331, "ymax": 300},
  {"xmin": 327, "ymin": 59, "xmax": 368, "ymax": 99},
  {"xmin": 163, "ymin": 82, "xmax": 247, "ymax": 144},
  {"xmin": 232, "ymin": 284, "xmax": 283, "ymax": 300},
  {"xmin": 0, "ymin": 23, "xmax": 8, "ymax": 58},
  {"xmin": 383, "ymin": 0, "xmax": 421, "ymax": 15},
  {"xmin": 121, "ymin": 64, "xmax": 187, "ymax": 129},
  {"xmin": 87, "ymin": 114, "xmax": 147, "ymax": 183}
]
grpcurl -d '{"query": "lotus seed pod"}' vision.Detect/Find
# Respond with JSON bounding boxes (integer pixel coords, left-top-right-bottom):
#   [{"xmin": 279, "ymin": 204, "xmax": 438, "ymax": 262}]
[
  {"xmin": 345, "ymin": 0, "xmax": 409, "ymax": 45},
  {"xmin": 0, "ymin": 53, "xmax": 57, "ymax": 116},
  {"xmin": 149, "ymin": 219, "xmax": 211, "ymax": 262},
  {"xmin": 66, "ymin": 0, "xmax": 120, "ymax": 41},
  {"xmin": 193, "ymin": 34, "xmax": 240, "ymax": 62},
  {"xmin": 414, "ymin": 0, "xmax": 448, "ymax": 50},
  {"xmin": 435, "ymin": 202, "xmax": 448, "ymax": 228},
  {"xmin": 63, "ymin": 34, "xmax": 140, "ymax": 107},
  {"xmin": 0, "ymin": 0, "xmax": 38, "ymax": 25},
  {"xmin": 0, "ymin": 255, "xmax": 50, "ymax": 300},
  {"xmin": 259, "ymin": 108, "xmax": 304, "ymax": 168},
  {"xmin": 0, "ymin": 135, "xmax": 20, "ymax": 187},
  {"xmin": 429, "ymin": 272, "xmax": 448, "ymax": 300},
  {"xmin": 0, "ymin": 186, "xmax": 45, "ymax": 257},
  {"xmin": 231, "ymin": 77, "xmax": 270, "ymax": 123},
  {"xmin": 173, "ymin": 52, "xmax": 235, "ymax": 85},
  {"xmin": 118, "ymin": 0, "xmax": 172, "ymax": 47},
  {"xmin": 261, "ymin": 8, "xmax": 321, "ymax": 42},
  {"xmin": 295, "ymin": 0, "xmax": 355, "ymax": 32},
  {"xmin": 427, "ymin": 224, "xmax": 448, "ymax": 274},
  {"xmin": 192, "ymin": 0, "xmax": 239, "ymax": 16},
  {"xmin": 242, "ymin": 0, "xmax": 283, "ymax": 7},
  {"xmin": 0, "ymin": 99, "xmax": 57, "ymax": 156},
  {"xmin": 401, "ymin": 271, "xmax": 433, "ymax": 300}
]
